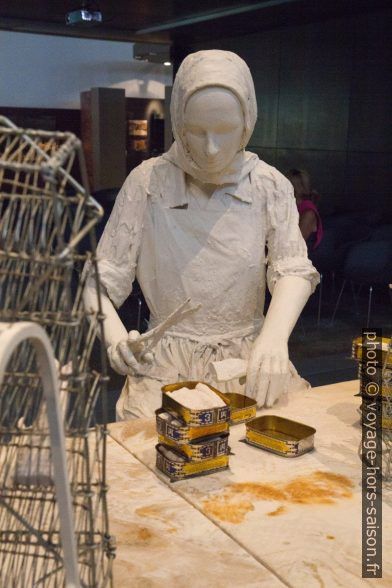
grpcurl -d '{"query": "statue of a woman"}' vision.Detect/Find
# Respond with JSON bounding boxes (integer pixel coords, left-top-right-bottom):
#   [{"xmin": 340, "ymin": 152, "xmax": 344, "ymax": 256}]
[{"xmin": 84, "ymin": 50, "xmax": 319, "ymax": 420}]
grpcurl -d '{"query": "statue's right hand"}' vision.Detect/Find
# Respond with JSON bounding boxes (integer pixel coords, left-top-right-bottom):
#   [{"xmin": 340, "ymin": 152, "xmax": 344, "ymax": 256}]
[
  {"xmin": 107, "ymin": 330, "xmax": 154, "ymax": 376},
  {"xmin": 107, "ymin": 340, "xmax": 142, "ymax": 375}
]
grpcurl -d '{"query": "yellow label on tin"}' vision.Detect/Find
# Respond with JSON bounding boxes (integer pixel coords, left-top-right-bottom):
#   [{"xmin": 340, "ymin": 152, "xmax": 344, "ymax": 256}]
[
  {"xmin": 246, "ymin": 429, "xmax": 290, "ymax": 453},
  {"xmin": 158, "ymin": 435, "xmax": 193, "ymax": 457},
  {"xmin": 188, "ymin": 422, "xmax": 229, "ymax": 440},
  {"xmin": 231, "ymin": 407, "xmax": 256, "ymax": 423},
  {"xmin": 183, "ymin": 454, "xmax": 229, "ymax": 474}
]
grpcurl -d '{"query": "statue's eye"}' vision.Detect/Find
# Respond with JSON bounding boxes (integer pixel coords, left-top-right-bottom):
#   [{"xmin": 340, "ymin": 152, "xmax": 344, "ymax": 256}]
[{"xmin": 186, "ymin": 126, "xmax": 205, "ymax": 137}]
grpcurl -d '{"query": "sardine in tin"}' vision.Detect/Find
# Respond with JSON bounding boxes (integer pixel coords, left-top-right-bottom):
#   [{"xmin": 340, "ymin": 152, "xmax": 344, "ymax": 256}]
[
  {"xmin": 161, "ymin": 381, "xmax": 256, "ymax": 426},
  {"xmin": 161, "ymin": 381, "xmax": 230, "ymax": 427}
]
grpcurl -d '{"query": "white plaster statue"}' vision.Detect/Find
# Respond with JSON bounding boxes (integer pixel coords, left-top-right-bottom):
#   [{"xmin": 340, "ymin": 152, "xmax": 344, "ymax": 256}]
[{"xmin": 83, "ymin": 50, "xmax": 319, "ymax": 419}]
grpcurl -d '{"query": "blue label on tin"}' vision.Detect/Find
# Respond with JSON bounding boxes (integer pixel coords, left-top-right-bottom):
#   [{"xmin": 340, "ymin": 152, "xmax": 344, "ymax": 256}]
[
  {"xmin": 199, "ymin": 411, "xmax": 213, "ymax": 424},
  {"xmin": 217, "ymin": 440, "xmax": 227, "ymax": 455},
  {"xmin": 200, "ymin": 444, "xmax": 213, "ymax": 458},
  {"xmin": 217, "ymin": 407, "xmax": 230, "ymax": 422}
]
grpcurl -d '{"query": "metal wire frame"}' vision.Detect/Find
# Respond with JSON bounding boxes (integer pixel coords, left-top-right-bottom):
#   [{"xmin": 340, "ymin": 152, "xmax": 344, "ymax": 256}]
[
  {"xmin": 0, "ymin": 321, "xmax": 80, "ymax": 588},
  {"xmin": 0, "ymin": 116, "xmax": 114, "ymax": 587}
]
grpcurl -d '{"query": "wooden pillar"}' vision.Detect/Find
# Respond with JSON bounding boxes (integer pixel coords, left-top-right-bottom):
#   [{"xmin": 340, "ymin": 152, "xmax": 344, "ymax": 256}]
[{"xmin": 81, "ymin": 87, "xmax": 126, "ymax": 192}]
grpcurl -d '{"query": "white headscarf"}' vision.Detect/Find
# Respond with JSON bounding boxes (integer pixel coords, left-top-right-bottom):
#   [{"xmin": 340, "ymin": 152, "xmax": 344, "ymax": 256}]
[{"xmin": 164, "ymin": 49, "xmax": 259, "ymax": 186}]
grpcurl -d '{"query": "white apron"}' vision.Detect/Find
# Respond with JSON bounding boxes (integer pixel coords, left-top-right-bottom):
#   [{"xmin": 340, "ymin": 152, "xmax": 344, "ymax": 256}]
[{"xmin": 116, "ymin": 184, "xmax": 299, "ymax": 420}]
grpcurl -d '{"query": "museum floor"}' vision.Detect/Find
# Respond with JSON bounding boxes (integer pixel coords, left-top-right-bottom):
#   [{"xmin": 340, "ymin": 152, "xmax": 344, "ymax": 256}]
[{"xmin": 96, "ymin": 282, "xmax": 391, "ymax": 423}]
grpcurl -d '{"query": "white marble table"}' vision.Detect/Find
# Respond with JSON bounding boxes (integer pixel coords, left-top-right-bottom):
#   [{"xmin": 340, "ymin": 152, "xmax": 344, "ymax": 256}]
[
  {"xmin": 107, "ymin": 380, "xmax": 392, "ymax": 587},
  {"xmin": 106, "ymin": 435, "xmax": 284, "ymax": 587}
]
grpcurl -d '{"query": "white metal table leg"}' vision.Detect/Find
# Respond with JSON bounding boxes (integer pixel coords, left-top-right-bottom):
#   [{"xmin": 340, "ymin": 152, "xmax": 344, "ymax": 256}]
[{"xmin": 0, "ymin": 322, "xmax": 80, "ymax": 588}]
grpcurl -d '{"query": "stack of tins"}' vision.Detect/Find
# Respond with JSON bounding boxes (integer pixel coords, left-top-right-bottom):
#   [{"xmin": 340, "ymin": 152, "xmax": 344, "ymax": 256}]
[
  {"xmin": 352, "ymin": 336, "xmax": 392, "ymax": 429},
  {"xmin": 155, "ymin": 381, "xmax": 231, "ymax": 481}
]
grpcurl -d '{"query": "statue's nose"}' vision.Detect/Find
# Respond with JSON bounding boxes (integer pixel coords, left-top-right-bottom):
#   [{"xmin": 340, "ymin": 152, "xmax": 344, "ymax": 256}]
[{"xmin": 205, "ymin": 134, "xmax": 219, "ymax": 157}]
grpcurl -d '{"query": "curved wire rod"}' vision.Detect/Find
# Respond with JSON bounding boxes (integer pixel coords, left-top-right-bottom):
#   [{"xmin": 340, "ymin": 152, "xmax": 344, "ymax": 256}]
[{"xmin": 0, "ymin": 321, "xmax": 80, "ymax": 588}]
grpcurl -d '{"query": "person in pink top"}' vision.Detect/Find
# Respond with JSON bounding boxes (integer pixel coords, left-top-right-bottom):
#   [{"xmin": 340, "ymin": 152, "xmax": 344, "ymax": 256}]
[{"xmin": 286, "ymin": 168, "xmax": 323, "ymax": 250}]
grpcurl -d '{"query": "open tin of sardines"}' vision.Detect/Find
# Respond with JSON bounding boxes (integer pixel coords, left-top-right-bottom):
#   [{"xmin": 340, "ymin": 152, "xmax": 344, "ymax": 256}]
[
  {"xmin": 156, "ymin": 443, "xmax": 229, "ymax": 481},
  {"xmin": 156, "ymin": 409, "xmax": 229, "ymax": 444},
  {"xmin": 245, "ymin": 415, "xmax": 316, "ymax": 457},
  {"xmin": 161, "ymin": 381, "xmax": 230, "ymax": 427},
  {"xmin": 157, "ymin": 432, "xmax": 230, "ymax": 461}
]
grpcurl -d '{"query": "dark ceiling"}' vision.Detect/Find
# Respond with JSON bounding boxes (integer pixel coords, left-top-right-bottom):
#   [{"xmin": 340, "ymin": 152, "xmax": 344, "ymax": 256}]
[{"xmin": 0, "ymin": 0, "xmax": 390, "ymax": 46}]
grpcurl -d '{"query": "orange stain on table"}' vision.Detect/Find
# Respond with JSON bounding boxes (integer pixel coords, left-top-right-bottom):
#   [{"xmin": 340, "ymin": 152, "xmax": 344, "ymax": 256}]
[
  {"xmin": 135, "ymin": 505, "xmax": 163, "ymax": 519},
  {"xmin": 267, "ymin": 505, "xmax": 286, "ymax": 517},
  {"xmin": 284, "ymin": 471, "xmax": 353, "ymax": 505},
  {"xmin": 135, "ymin": 504, "xmax": 179, "ymax": 533},
  {"xmin": 231, "ymin": 482, "xmax": 286, "ymax": 502},
  {"xmin": 137, "ymin": 527, "xmax": 153, "ymax": 542},
  {"xmin": 202, "ymin": 495, "xmax": 254, "ymax": 524},
  {"xmin": 111, "ymin": 519, "xmax": 164, "ymax": 548},
  {"xmin": 201, "ymin": 471, "xmax": 354, "ymax": 524}
]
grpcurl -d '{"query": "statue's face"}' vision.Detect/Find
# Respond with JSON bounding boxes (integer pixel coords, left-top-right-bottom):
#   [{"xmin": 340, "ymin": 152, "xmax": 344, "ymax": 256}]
[{"xmin": 183, "ymin": 87, "xmax": 244, "ymax": 175}]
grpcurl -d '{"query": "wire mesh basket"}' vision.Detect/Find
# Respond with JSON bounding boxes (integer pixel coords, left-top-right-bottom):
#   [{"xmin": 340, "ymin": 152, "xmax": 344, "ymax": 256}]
[{"xmin": 0, "ymin": 116, "xmax": 114, "ymax": 587}]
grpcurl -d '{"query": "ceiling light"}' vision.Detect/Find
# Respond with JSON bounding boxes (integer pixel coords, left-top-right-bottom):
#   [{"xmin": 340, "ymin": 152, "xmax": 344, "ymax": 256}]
[{"xmin": 66, "ymin": 4, "xmax": 102, "ymax": 26}]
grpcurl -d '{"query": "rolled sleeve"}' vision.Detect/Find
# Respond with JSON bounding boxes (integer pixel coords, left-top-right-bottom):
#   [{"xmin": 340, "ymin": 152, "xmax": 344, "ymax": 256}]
[
  {"xmin": 266, "ymin": 179, "xmax": 320, "ymax": 294},
  {"xmin": 83, "ymin": 166, "xmax": 148, "ymax": 308}
]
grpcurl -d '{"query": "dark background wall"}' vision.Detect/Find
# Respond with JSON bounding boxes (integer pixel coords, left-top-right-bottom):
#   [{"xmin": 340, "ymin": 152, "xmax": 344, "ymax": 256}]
[{"xmin": 181, "ymin": 9, "xmax": 392, "ymax": 217}]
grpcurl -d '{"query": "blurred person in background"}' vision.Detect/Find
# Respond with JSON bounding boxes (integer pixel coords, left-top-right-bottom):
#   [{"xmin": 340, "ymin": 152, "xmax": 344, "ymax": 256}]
[{"xmin": 286, "ymin": 168, "xmax": 323, "ymax": 250}]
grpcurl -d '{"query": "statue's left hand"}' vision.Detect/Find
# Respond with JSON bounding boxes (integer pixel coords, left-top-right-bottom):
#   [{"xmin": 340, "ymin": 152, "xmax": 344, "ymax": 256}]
[{"xmin": 245, "ymin": 333, "xmax": 289, "ymax": 407}]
